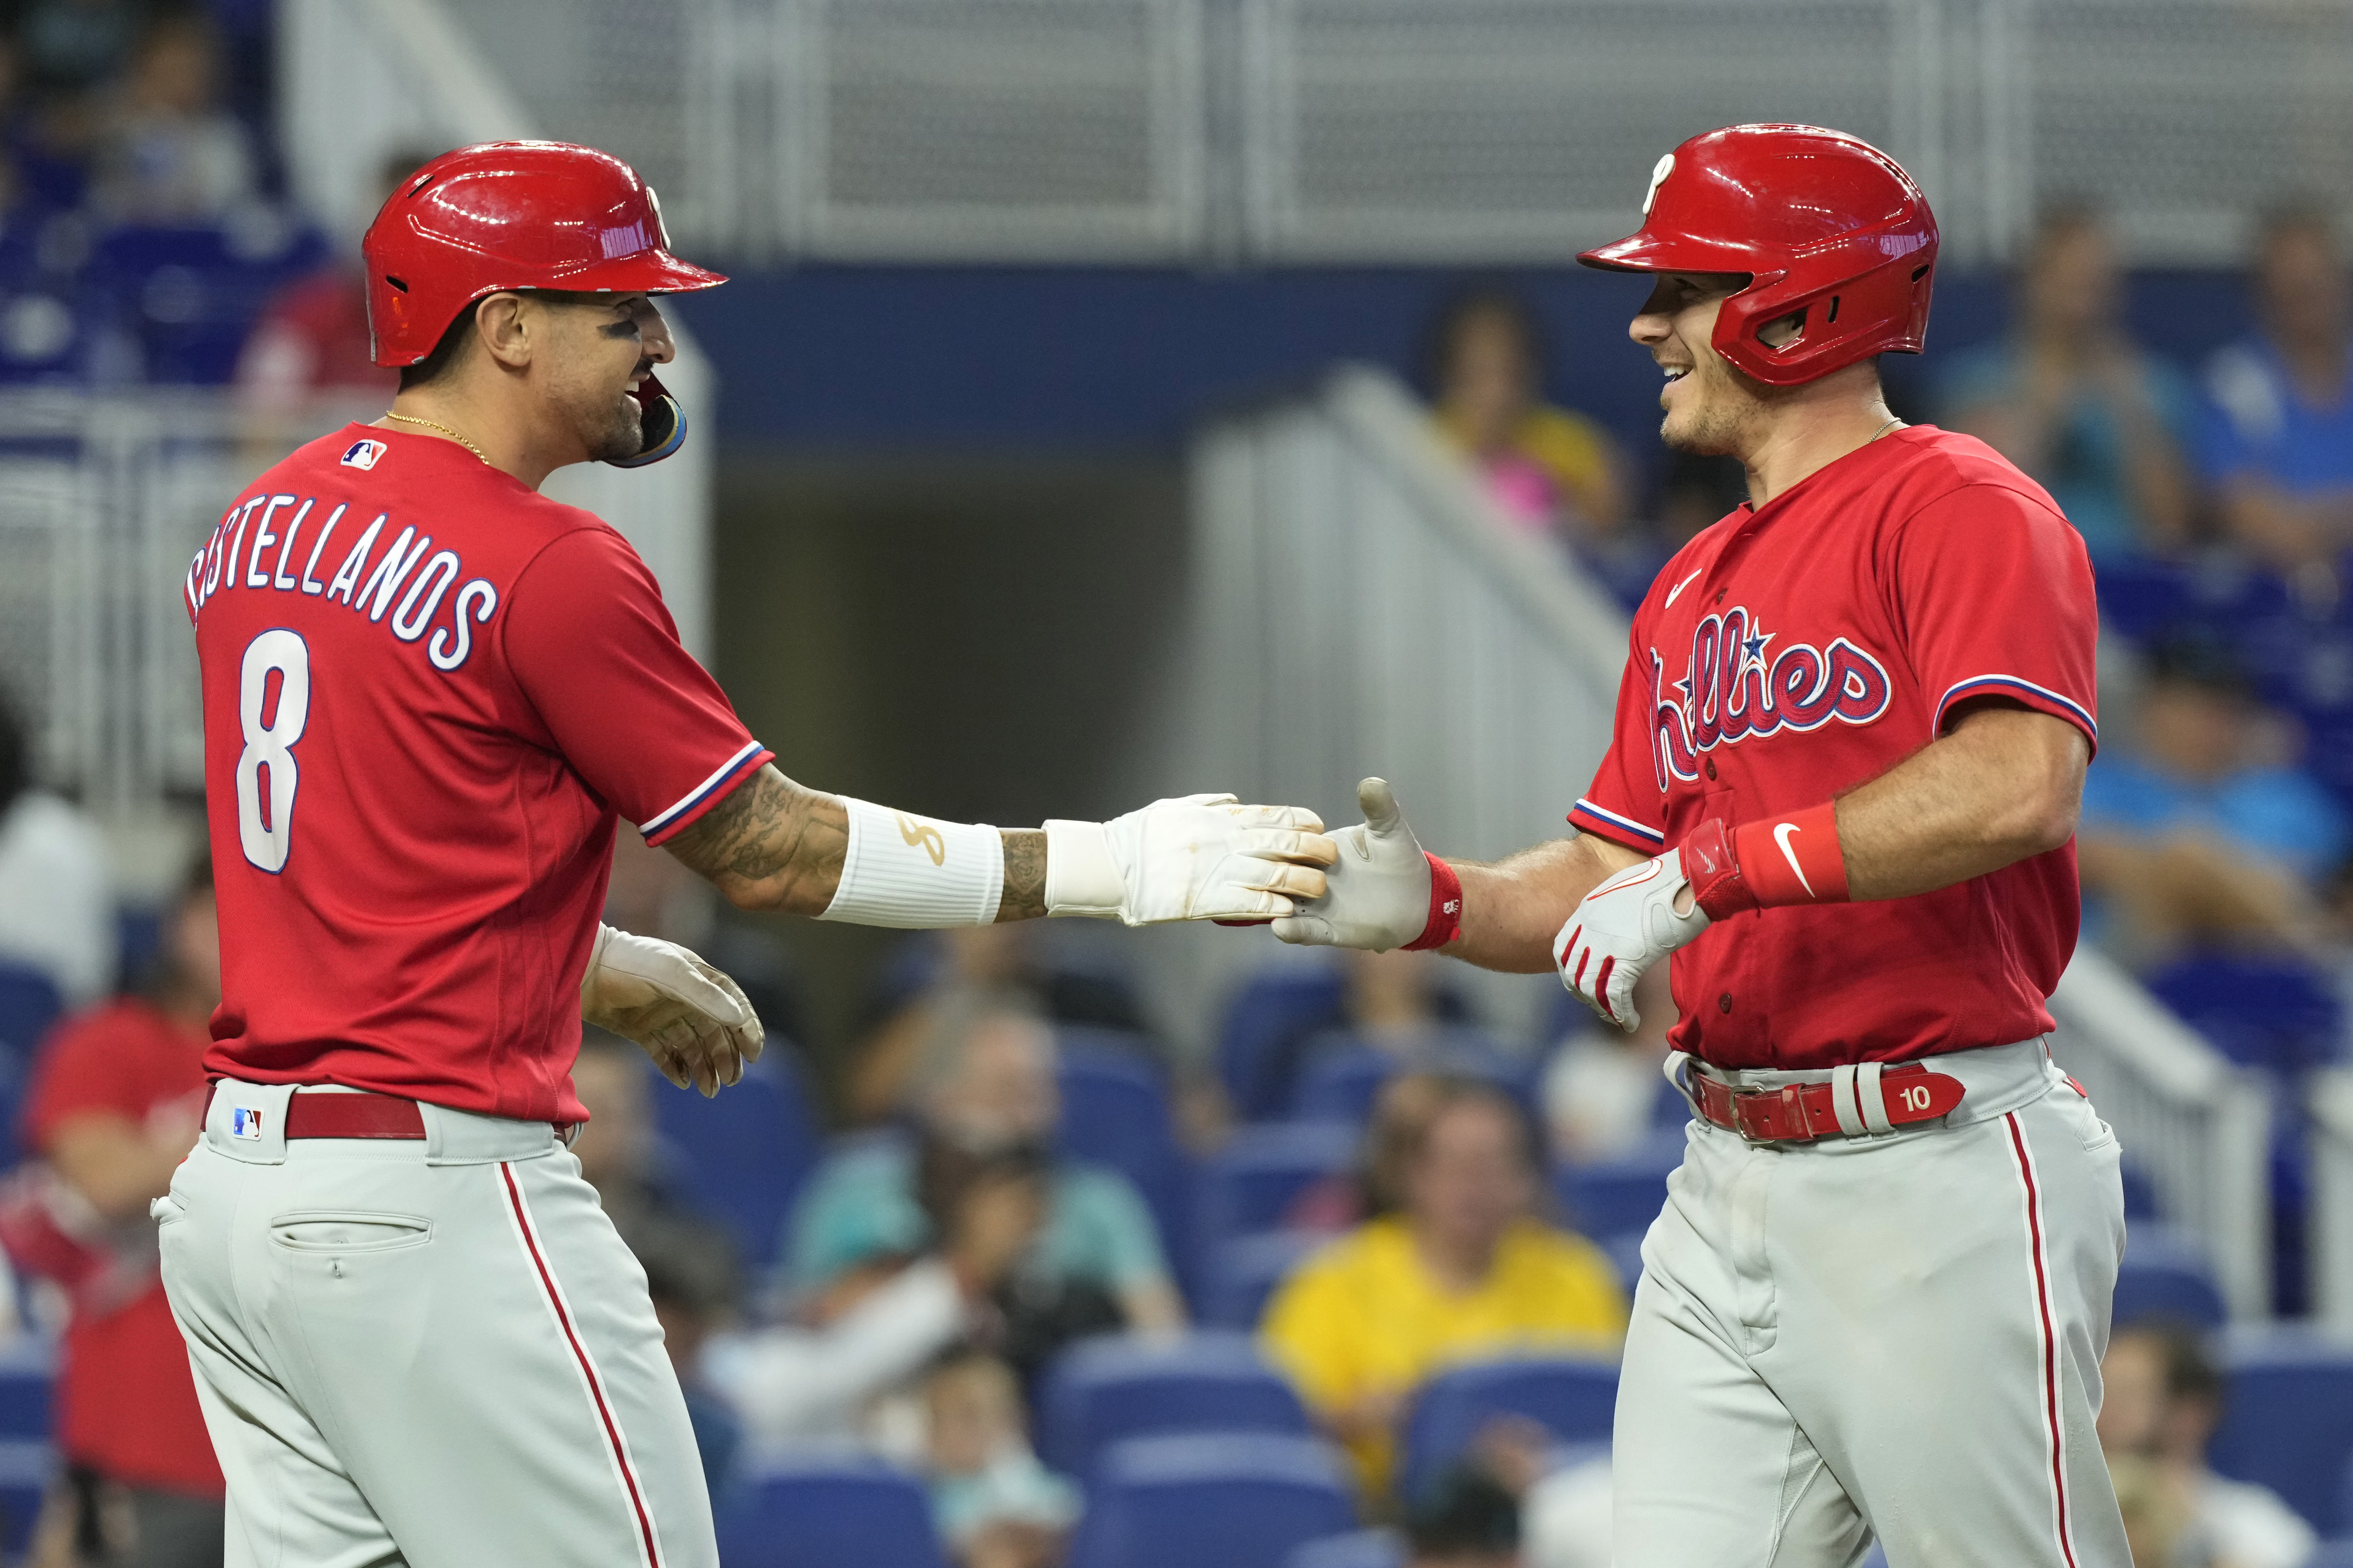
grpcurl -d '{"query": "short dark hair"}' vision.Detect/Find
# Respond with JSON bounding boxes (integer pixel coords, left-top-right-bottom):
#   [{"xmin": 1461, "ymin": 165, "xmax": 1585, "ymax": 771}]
[
  {"xmin": 1423, "ymin": 284, "xmax": 1549, "ymax": 390},
  {"xmin": 2119, "ymin": 1319, "xmax": 2225, "ymax": 1410}
]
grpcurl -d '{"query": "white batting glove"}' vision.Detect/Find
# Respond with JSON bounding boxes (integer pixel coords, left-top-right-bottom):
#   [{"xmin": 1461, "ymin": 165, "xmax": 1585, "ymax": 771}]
[
  {"xmin": 1554, "ymin": 850, "xmax": 1710, "ymax": 1033},
  {"xmin": 1043, "ymin": 794, "xmax": 1336, "ymax": 924},
  {"xmin": 581, "ymin": 924, "xmax": 765, "ymax": 1097},
  {"xmin": 1274, "ymin": 778, "xmax": 1441, "ymax": 951}
]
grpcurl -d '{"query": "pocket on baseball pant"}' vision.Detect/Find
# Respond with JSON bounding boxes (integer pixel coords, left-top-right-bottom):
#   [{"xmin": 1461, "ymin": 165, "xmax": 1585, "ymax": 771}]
[{"xmin": 268, "ymin": 1211, "xmax": 433, "ymax": 1253}]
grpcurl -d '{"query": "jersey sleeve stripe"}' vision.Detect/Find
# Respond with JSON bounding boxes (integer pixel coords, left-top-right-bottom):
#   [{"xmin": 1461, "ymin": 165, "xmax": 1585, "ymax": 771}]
[
  {"xmin": 638, "ymin": 740, "xmax": 770, "ymax": 842},
  {"xmin": 1934, "ymin": 675, "xmax": 2098, "ymax": 748},
  {"xmin": 1568, "ymin": 799, "xmax": 1666, "ymax": 849}
]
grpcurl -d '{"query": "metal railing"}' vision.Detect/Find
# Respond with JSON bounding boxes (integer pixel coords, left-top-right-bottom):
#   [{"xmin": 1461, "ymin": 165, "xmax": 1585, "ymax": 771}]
[
  {"xmin": 1155, "ymin": 364, "xmax": 2275, "ymax": 1313},
  {"xmin": 2308, "ymin": 1071, "xmax": 2353, "ymax": 1330},
  {"xmin": 313, "ymin": 0, "xmax": 2353, "ymax": 268}
]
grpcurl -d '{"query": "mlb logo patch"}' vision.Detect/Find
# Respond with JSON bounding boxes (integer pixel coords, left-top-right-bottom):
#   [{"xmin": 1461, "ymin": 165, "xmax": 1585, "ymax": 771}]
[
  {"xmin": 340, "ymin": 438, "xmax": 389, "ymax": 471},
  {"xmin": 229, "ymin": 1106, "xmax": 265, "ymax": 1141}
]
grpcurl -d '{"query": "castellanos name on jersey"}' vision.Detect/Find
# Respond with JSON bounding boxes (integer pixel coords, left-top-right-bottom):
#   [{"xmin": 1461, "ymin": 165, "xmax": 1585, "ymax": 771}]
[
  {"xmin": 181, "ymin": 479, "xmax": 498, "ymax": 673},
  {"xmin": 1649, "ymin": 603, "xmax": 1892, "ymax": 791}
]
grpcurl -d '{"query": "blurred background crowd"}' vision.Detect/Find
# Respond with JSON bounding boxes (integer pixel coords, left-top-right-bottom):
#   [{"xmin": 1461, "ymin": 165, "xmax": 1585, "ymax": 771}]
[{"xmin": 3, "ymin": 1, "xmax": 2353, "ymax": 1566}]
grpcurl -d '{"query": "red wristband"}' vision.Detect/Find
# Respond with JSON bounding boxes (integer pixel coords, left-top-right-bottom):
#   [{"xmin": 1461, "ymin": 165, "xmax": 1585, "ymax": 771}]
[
  {"xmin": 1403, "ymin": 853, "xmax": 1463, "ymax": 950},
  {"xmin": 1684, "ymin": 803, "xmax": 1850, "ymax": 919}
]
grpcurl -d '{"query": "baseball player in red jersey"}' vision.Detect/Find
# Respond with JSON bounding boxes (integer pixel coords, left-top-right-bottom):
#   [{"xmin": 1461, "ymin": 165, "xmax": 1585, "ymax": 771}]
[
  {"xmin": 1273, "ymin": 126, "xmax": 2128, "ymax": 1566},
  {"xmin": 160, "ymin": 141, "xmax": 1334, "ymax": 1568}
]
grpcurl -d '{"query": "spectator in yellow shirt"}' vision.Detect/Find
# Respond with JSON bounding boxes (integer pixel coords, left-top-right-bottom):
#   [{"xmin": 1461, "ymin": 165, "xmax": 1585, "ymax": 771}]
[
  {"xmin": 1427, "ymin": 287, "xmax": 1630, "ymax": 546},
  {"xmin": 1260, "ymin": 1078, "xmax": 1628, "ymax": 1505}
]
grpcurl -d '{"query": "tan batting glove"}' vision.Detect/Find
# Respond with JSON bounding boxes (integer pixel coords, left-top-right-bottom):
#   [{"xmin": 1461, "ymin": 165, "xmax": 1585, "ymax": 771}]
[
  {"xmin": 581, "ymin": 924, "xmax": 765, "ymax": 1097},
  {"xmin": 1042, "ymin": 794, "xmax": 1336, "ymax": 924}
]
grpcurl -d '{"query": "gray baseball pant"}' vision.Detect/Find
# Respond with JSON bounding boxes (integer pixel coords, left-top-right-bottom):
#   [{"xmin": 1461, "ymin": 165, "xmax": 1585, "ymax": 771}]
[
  {"xmin": 1614, "ymin": 1038, "xmax": 2131, "ymax": 1568},
  {"xmin": 155, "ymin": 1080, "xmax": 718, "ymax": 1568}
]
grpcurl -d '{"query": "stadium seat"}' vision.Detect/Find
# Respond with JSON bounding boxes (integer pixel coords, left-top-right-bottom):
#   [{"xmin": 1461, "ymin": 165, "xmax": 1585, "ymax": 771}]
[
  {"xmin": 1056, "ymin": 1036, "xmax": 1193, "ymax": 1288},
  {"xmin": 0, "ymin": 1435, "xmax": 52, "ymax": 1558},
  {"xmin": 1218, "ymin": 969, "xmax": 1348, "ymax": 1122},
  {"xmin": 1288, "ymin": 1031, "xmax": 1524, "ymax": 1125},
  {"xmin": 1038, "ymin": 1330, "xmax": 1310, "ymax": 1475},
  {"xmin": 712, "ymin": 1452, "xmax": 949, "ymax": 1568},
  {"xmin": 1285, "ymin": 1529, "xmax": 1407, "ymax": 1568},
  {"xmin": 1067, "ymin": 1433, "xmax": 1356, "ymax": 1568},
  {"xmin": 1194, "ymin": 1122, "xmax": 1359, "ymax": 1256},
  {"xmin": 2208, "ymin": 1329, "xmax": 2353, "ymax": 1533},
  {"xmin": 1600, "ymin": 1228, "xmax": 1647, "ymax": 1291},
  {"xmin": 1397, "ymin": 1356, "xmax": 1619, "ymax": 1503},
  {"xmin": 2111, "ymin": 1224, "xmax": 2227, "ymax": 1331},
  {"xmin": 0, "ymin": 966, "xmax": 62, "ymax": 1172},
  {"xmin": 2119, "ymin": 1160, "xmax": 2160, "ymax": 1222},
  {"xmin": 89, "ymin": 217, "xmax": 329, "ymax": 384},
  {"xmin": 652, "ymin": 1054, "xmax": 821, "ymax": 1272},
  {"xmin": 2147, "ymin": 955, "xmax": 2341, "ymax": 1075},
  {"xmin": 1552, "ymin": 1129, "xmax": 1685, "ymax": 1240},
  {"xmin": 1202, "ymin": 1230, "xmax": 1328, "ymax": 1329},
  {"xmin": 0, "ymin": 1339, "xmax": 53, "ymax": 1440}
]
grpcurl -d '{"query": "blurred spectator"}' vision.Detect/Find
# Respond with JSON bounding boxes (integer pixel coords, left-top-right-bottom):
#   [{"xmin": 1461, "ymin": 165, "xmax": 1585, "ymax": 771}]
[
  {"xmin": 601, "ymin": 826, "xmax": 809, "ymax": 1071},
  {"xmin": 846, "ymin": 923, "xmax": 1147, "ymax": 1129},
  {"xmin": 1542, "ymin": 966, "xmax": 1676, "ymax": 1166},
  {"xmin": 788, "ymin": 990, "xmax": 1184, "ymax": 1333},
  {"xmin": 920, "ymin": 1346, "xmax": 1078, "ymax": 1568},
  {"xmin": 1425, "ymin": 286, "xmax": 1629, "ymax": 547},
  {"xmin": 633, "ymin": 1216, "xmax": 745, "ymax": 1496},
  {"xmin": 709, "ymin": 1137, "xmax": 1042, "ymax": 1452},
  {"xmin": 1401, "ymin": 1466, "xmax": 1521, "ymax": 1568},
  {"xmin": 1285, "ymin": 1071, "xmax": 1449, "ymax": 1234},
  {"xmin": 1261, "ymin": 1080, "xmax": 1627, "ymax": 1503},
  {"xmin": 1250, "ymin": 949, "xmax": 1480, "ymax": 1131},
  {"xmin": 569, "ymin": 1026, "xmax": 742, "ymax": 1265},
  {"xmin": 231, "ymin": 146, "xmax": 427, "ymax": 422},
  {"xmin": 15, "ymin": 0, "xmax": 144, "ymax": 97},
  {"xmin": 0, "ymin": 686, "xmax": 115, "ymax": 1007},
  {"xmin": 10, "ymin": 853, "xmax": 219, "ymax": 1565},
  {"xmin": 1941, "ymin": 206, "xmax": 2196, "ymax": 564},
  {"xmin": 88, "ymin": 11, "xmax": 253, "ymax": 224},
  {"xmin": 2097, "ymin": 1321, "xmax": 2315, "ymax": 1568},
  {"xmin": 2201, "ymin": 207, "xmax": 2353, "ymax": 583},
  {"xmin": 2077, "ymin": 637, "xmax": 2346, "ymax": 963}
]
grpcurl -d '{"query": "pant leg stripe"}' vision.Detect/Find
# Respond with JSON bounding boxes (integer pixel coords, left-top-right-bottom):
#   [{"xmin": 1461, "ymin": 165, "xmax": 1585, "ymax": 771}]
[
  {"xmin": 499, "ymin": 1161, "xmax": 665, "ymax": 1568},
  {"xmin": 2003, "ymin": 1112, "xmax": 2078, "ymax": 1568}
]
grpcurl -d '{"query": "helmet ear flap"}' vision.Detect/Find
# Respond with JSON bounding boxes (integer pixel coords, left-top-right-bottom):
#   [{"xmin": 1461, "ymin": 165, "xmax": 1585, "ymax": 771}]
[{"xmin": 608, "ymin": 373, "xmax": 688, "ymax": 468}]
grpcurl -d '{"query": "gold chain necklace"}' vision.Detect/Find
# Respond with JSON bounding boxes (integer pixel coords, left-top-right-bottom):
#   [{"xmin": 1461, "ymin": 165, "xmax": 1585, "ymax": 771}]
[{"xmin": 383, "ymin": 411, "xmax": 492, "ymax": 466}]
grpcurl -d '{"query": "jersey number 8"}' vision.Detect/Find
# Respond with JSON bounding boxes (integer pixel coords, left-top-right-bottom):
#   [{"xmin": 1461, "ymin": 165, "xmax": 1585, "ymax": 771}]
[{"xmin": 236, "ymin": 629, "xmax": 311, "ymax": 874}]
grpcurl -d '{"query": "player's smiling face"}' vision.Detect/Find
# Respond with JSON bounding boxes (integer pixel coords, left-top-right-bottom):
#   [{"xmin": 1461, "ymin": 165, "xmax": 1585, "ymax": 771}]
[
  {"xmin": 1630, "ymin": 271, "xmax": 1768, "ymax": 456},
  {"xmin": 543, "ymin": 292, "xmax": 675, "ymax": 464}
]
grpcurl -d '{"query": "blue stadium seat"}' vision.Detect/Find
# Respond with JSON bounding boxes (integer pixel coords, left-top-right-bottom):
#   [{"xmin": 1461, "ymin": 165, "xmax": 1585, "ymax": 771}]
[
  {"xmin": 1397, "ymin": 1356, "xmax": 1619, "ymax": 1503},
  {"xmin": 1202, "ymin": 1231, "xmax": 1328, "ymax": 1329},
  {"xmin": 712, "ymin": 1452, "xmax": 949, "ymax": 1568},
  {"xmin": 1067, "ymin": 1433, "xmax": 1356, "ymax": 1568},
  {"xmin": 1288, "ymin": 1031, "xmax": 1523, "ymax": 1125},
  {"xmin": 89, "ymin": 217, "xmax": 329, "ymax": 384},
  {"xmin": 2111, "ymin": 1224, "xmax": 2227, "ymax": 1331},
  {"xmin": 2208, "ymin": 1329, "xmax": 2353, "ymax": 1533},
  {"xmin": 0, "ymin": 967, "xmax": 62, "ymax": 1172},
  {"xmin": 1218, "ymin": 969, "xmax": 1348, "ymax": 1122},
  {"xmin": 1056, "ymin": 1036, "xmax": 1193, "ymax": 1289},
  {"xmin": 1285, "ymin": 1529, "xmax": 1407, "ymax": 1568},
  {"xmin": 0, "ymin": 1436, "xmax": 52, "ymax": 1559},
  {"xmin": 1194, "ymin": 1122, "xmax": 1359, "ymax": 1257},
  {"xmin": 652, "ymin": 1054, "xmax": 821, "ymax": 1272},
  {"xmin": 1038, "ymin": 1330, "xmax": 1310, "ymax": 1475},
  {"xmin": 2120, "ymin": 1160, "xmax": 2160, "ymax": 1222},
  {"xmin": 1600, "ymin": 1228, "xmax": 1647, "ymax": 1292},
  {"xmin": 1552, "ymin": 1129, "xmax": 1685, "ymax": 1240},
  {"xmin": 0, "ymin": 1339, "xmax": 54, "ymax": 1440},
  {"xmin": 2147, "ymin": 955, "xmax": 2341, "ymax": 1075}
]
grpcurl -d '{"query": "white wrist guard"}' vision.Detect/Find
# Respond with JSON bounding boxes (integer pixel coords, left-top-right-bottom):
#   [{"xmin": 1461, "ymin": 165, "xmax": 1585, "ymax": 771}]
[
  {"xmin": 818, "ymin": 797, "xmax": 1004, "ymax": 928},
  {"xmin": 1043, "ymin": 819, "xmax": 1124, "ymax": 919}
]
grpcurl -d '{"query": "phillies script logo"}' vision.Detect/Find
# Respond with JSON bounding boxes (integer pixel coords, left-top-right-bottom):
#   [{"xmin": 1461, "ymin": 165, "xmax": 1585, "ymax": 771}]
[{"xmin": 1650, "ymin": 605, "xmax": 1891, "ymax": 788}]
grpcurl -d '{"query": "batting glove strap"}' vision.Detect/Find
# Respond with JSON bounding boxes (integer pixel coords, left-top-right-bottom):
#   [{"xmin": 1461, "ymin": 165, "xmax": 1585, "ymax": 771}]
[{"xmin": 1402, "ymin": 853, "xmax": 1463, "ymax": 950}]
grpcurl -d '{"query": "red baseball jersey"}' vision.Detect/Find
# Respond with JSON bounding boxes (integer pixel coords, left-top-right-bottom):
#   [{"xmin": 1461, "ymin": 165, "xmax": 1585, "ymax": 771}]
[
  {"xmin": 188, "ymin": 425, "xmax": 772, "ymax": 1123},
  {"xmin": 1568, "ymin": 426, "xmax": 2098, "ymax": 1069}
]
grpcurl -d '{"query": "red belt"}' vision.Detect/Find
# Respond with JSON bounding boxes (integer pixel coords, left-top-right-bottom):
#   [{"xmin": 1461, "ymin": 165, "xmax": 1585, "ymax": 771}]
[
  {"xmin": 1688, "ymin": 1060, "xmax": 1965, "ymax": 1143},
  {"xmin": 206, "ymin": 1085, "xmax": 426, "ymax": 1140}
]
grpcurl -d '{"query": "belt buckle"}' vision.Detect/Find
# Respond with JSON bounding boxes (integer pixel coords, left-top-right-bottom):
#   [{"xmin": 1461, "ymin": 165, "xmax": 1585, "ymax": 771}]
[{"xmin": 1729, "ymin": 1090, "xmax": 1771, "ymax": 1143}]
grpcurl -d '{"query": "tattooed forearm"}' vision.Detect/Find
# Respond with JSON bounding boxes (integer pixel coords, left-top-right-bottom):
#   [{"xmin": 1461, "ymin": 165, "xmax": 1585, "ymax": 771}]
[
  {"xmin": 996, "ymin": 829, "xmax": 1048, "ymax": 923},
  {"xmin": 662, "ymin": 764, "xmax": 850, "ymax": 915}
]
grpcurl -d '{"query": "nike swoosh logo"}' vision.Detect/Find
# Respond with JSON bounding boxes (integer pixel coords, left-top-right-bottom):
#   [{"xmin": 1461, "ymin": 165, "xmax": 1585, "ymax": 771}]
[
  {"xmin": 1664, "ymin": 569, "xmax": 1703, "ymax": 608},
  {"xmin": 1772, "ymin": 822, "xmax": 1814, "ymax": 897}
]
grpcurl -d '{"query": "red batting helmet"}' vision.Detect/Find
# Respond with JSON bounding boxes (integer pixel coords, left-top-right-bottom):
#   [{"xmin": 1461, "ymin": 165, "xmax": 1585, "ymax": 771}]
[
  {"xmin": 362, "ymin": 142, "xmax": 726, "ymax": 466},
  {"xmin": 1577, "ymin": 124, "xmax": 1937, "ymax": 387}
]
